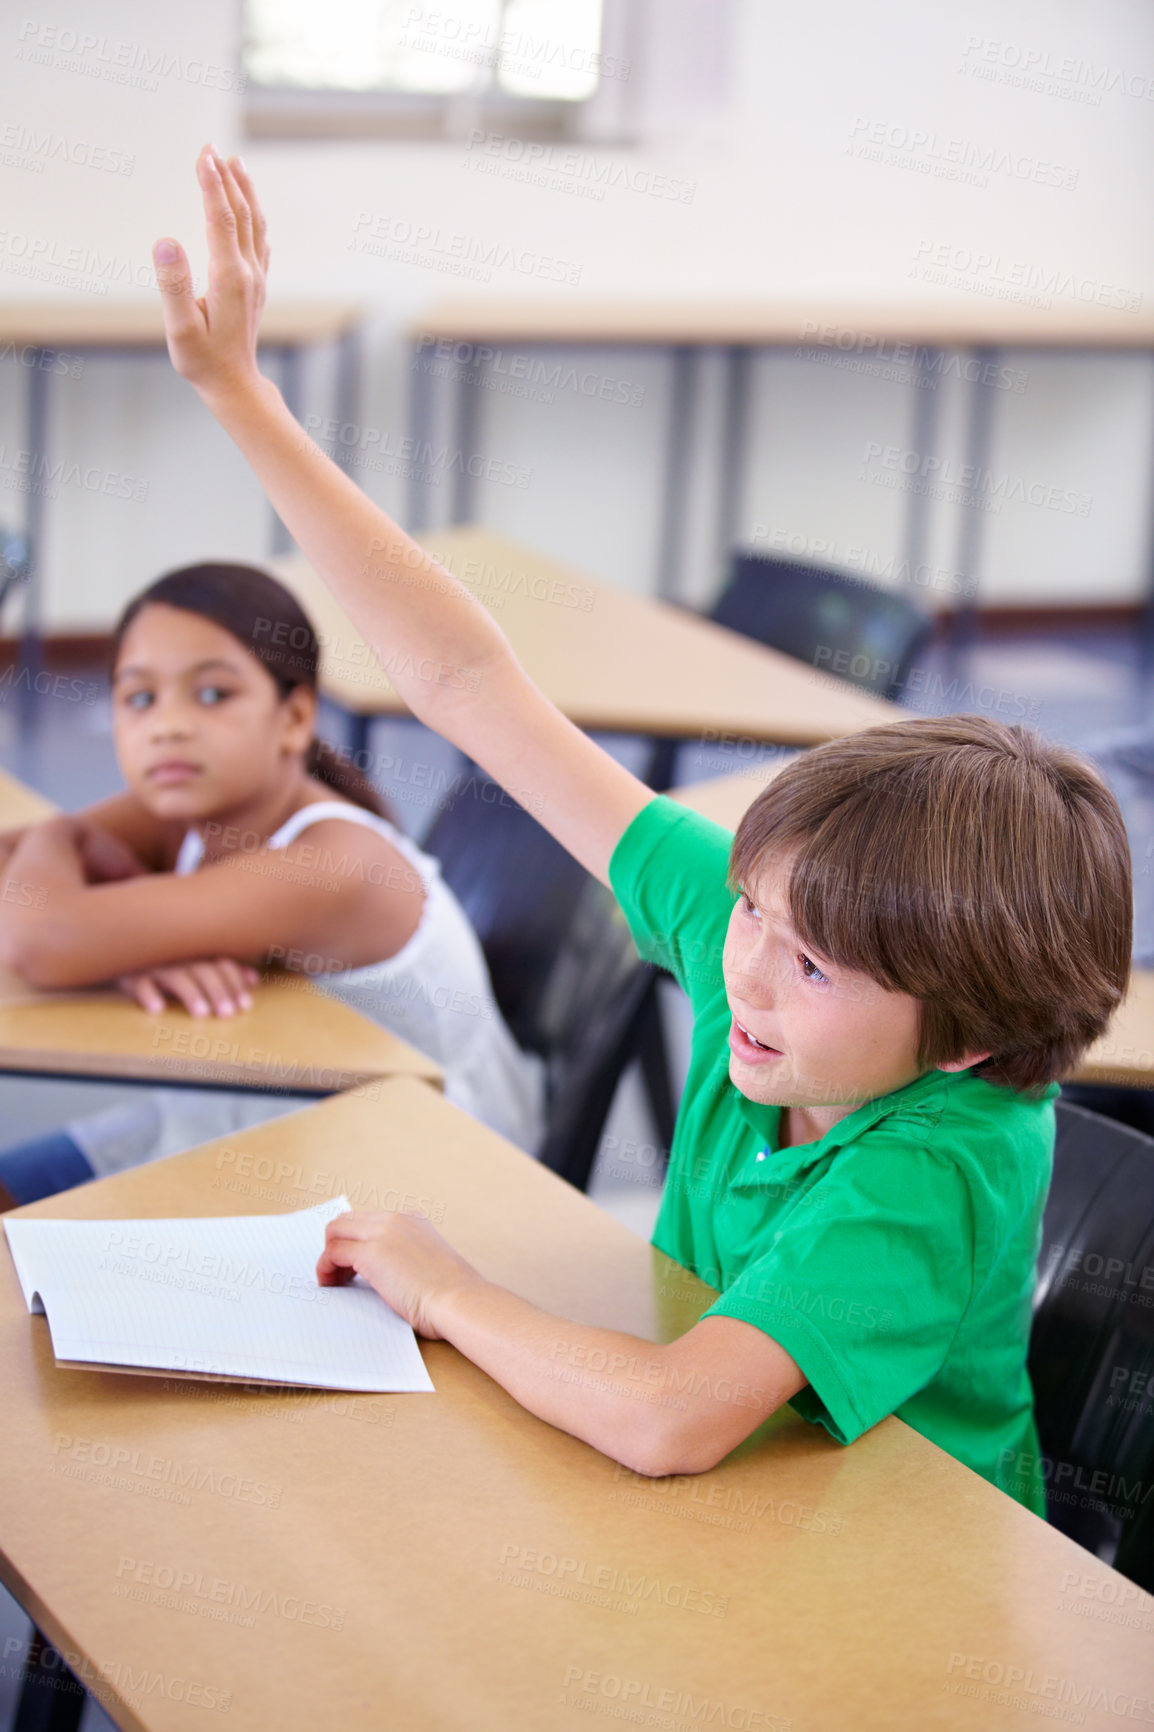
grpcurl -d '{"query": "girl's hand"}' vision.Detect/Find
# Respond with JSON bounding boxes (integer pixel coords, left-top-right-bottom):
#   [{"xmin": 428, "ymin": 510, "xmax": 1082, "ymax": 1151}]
[
  {"xmin": 117, "ymin": 958, "xmax": 259, "ymax": 1018},
  {"xmin": 152, "ymin": 146, "xmax": 270, "ymax": 401},
  {"xmin": 316, "ymin": 1211, "xmax": 485, "ymax": 1340}
]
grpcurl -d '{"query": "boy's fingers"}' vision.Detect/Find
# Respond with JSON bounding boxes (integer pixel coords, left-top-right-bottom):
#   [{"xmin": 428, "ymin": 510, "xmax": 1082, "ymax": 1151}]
[
  {"xmin": 324, "ymin": 1212, "xmax": 364, "ymax": 1243},
  {"xmin": 316, "ymin": 1243, "xmax": 357, "ymax": 1284},
  {"xmin": 198, "ymin": 145, "xmax": 245, "ymax": 277},
  {"xmin": 228, "ymin": 156, "xmax": 270, "ymax": 270},
  {"xmin": 151, "ymin": 238, "xmax": 203, "ymax": 345},
  {"xmin": 215, "ymin": 153, "xmax": 256, "ymax": 267}
]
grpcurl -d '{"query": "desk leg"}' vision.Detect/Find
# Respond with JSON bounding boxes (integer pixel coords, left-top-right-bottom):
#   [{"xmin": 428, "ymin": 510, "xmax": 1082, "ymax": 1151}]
[
  {"xmin": 949, "ymin": 346, "xmax": 998, "ymax": 663},
  {"xmin": 12, "ymin": 1630, "xmax": 86, "ymax": 1732},
  {"xmin": 408, "ymin": 338, "xmax": 436, "ymax": 532},
  {"xmin": 450, "ymin": 347, "xmax": 486, "ymax": 525},
  {"xmin": 656, "ymin": 346, "xmax": 697, "ymax": 600},
  {"xmin": 346, "ymin": 711, "xmax": 372, "ymax": 761},
  {"xmin": 904, "ymin": 345, "xmax": 941, "ymax": 597},
  {"xmin": 16, "ymin": 355, "xmax": 51, "ymax": 725},
  {"xmin": 1142, "ymin": 353, "xmax": 1154, "ymax": 676},
  {"xmin": 333, "ymin": 326, "xmax": 361, "ymax": 477},
  {"xmin": 271, "ymin": 345, "xmax": 302, "ymax": 555},
  {"xmin": 715, "ymin": 344, "xmax": 752, "ymax": 584}
]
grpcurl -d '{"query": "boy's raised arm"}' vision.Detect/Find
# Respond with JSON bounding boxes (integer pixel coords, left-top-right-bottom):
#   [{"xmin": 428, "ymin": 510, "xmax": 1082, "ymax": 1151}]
[{"xmin": 152, "ymin": 147, "xmax": 652, "ymax": 886}]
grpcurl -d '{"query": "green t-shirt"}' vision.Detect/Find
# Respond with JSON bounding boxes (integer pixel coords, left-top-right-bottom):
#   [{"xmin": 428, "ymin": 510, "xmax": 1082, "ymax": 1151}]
[{"xmin": 608, "ymin": 796, "xmax": 1055, "ymax": 1517}]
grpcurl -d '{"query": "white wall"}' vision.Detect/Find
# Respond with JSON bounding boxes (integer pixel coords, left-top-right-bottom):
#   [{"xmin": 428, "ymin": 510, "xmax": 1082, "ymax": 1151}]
[{"xmin": 1, "ymin": 0, "xmax": 1153, "ymax": 629}]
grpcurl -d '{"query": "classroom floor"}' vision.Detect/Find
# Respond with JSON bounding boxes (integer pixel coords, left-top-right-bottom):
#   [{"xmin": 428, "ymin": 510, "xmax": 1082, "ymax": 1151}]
[{"xmin": 0, "ymin": 618, "xmax": 1150, "ymax": 1728}]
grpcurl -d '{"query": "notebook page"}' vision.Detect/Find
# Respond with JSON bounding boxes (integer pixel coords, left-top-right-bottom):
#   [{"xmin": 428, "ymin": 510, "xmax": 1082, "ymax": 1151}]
[{"xmin": 3, "ymin": 1198, "xmax": 434, "ymax": 1393}]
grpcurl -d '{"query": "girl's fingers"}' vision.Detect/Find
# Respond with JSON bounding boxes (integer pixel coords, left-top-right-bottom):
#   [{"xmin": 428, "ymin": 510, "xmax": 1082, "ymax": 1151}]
[
  {"xmin": 216, "ymin": 958, "xmax": 254, "ymax": 1009},
  {"xmin": 155, "ymin": 966, "xmax": 210, "ymax": 1017},
  {"xmin": 120, "ymin": 973, "xmax": 165, "ymax": 1014},
  {"xmin": 214, "ymin": 152, "xmax": 256, "ymax": 270},
  {"xmin": 187, "ymin": 960, "xmax": 236, "ymax": 1016},
  {"xmin": 228, "ymin": 156, "xmax": 270, "ymax": 271}
]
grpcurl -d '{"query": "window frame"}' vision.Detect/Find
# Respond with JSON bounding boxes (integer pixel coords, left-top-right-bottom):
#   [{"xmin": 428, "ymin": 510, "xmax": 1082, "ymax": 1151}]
[{"xmin": 240, "ymin": 0, "xmax": 628, "ymax": 143}]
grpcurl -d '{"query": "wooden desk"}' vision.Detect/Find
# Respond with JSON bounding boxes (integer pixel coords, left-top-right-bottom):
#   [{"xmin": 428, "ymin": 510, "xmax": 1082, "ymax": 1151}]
[
  {"xmin": 411, "ymin": 298, "xmax": 1154, "ymax": 349},
  {"xmin": 407, "ymin": 296, "xmax": 1154, "ymax": 606},
  {"xmin": 672, "ymin": 763, "xmax": 1154, "ymax": 1092},
  {"xmin": 2, "ymin": 299, "xmax": 364, "ymax": 653},
  {"xmin": 273, "ymin": 525, "xmax": 900, "ymax": 753},
  {"xmin": 0, "ymin": 969, "xmax": 440, "ymax": 1094},
  {"xmin": 0, "ymin": 768, "xmax": 441, "ymax": 1095},
  {"xmin": 0, "ymin": 304, "xmax": 361, "ymax": 350},
  {"xmin": 0, "ymin": 766, "xmax": 56, "ymax": 829},
  {"xmin": 670, "ymin": 758, "xmax": 791, "ymax": 829},
  {"xmin": 2, "ymin": 1079, "xmax": 1150, "ymax": 1730}
]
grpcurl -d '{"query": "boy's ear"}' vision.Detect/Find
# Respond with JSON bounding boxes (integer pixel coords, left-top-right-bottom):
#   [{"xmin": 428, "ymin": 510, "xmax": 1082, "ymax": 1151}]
[{"xmin": 938, "ymin": 1051, "xmax": 993, "ymax": 1073}]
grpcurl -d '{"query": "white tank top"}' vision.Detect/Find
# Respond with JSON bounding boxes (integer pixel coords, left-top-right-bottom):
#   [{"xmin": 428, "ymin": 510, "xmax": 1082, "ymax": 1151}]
[{"xmin": 171, "ymin": 801, "xmax": 546, "ymax": 1152}]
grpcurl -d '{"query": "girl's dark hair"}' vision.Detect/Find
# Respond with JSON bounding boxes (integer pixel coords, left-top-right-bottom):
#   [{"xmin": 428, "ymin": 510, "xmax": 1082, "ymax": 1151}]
[{"xmin": 112, "ymin": 562, "xmax": 390, "ymax": 818}]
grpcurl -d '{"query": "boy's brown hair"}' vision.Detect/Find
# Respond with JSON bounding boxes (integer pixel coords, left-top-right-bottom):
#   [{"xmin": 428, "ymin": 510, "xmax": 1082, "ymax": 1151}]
[{"xmin": 729, "ymin": 715, "xmax": 1132, "ymax": 1093}]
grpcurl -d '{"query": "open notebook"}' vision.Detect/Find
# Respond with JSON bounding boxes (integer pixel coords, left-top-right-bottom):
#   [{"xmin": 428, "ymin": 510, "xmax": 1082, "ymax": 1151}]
[{"xmin": 3, "ymin": 1197, "xmax": 434, "ymax": 1393}]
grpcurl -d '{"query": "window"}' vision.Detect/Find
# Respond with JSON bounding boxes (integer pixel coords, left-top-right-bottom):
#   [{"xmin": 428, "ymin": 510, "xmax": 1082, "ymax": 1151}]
[{"xmin": 243, "ymin": 0, "xmax": 617, "ymax": 139}]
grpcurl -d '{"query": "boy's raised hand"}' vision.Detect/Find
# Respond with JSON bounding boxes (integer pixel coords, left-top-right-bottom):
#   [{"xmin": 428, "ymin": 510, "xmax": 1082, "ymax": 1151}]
[{"xmin": 152, "ymin": 146, "xmax": 270, "ymax": 400}]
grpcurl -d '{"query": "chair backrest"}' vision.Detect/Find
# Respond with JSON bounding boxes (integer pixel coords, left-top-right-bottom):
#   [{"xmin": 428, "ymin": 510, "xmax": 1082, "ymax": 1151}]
[
  {"xmin": 422, "ymin": 776, "xmax": 667, "ymax": 1188},
  {"xmin": 421, "ymin": 772, "xmax": 591, "ymax": 1052},
  {"xmin": 1029, "ymin": 1098, "xmax": 1154, "ymax": 1588},
  {"xmin": 712, "ymin": 551, "xmax": 934, "ymax": 703},
  {"xmin": 531, "ymin": 879, "xmax": 663, "ymax": 1188}
]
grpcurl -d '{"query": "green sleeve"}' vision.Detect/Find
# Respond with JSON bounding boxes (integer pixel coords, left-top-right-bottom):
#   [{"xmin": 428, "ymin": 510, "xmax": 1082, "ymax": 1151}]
[
  {"xmin": 705, "ymin": 1133, "xmax": 976, "ymax": 1444},
  {"xmin": 607, "ymin": 796, "xmax": 736, "ymax": 1015}
]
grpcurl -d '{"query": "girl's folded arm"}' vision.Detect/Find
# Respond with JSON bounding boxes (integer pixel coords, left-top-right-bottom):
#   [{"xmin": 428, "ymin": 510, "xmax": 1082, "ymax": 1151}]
[
  {"xmin": 67, "ymin": 791, "xmax": 186, "ymax": 871},
  {"xmin": 0, "ymin": 823, "xmax": 401, "ymax": 988},
  {"xmin": 153, "ymin": 149, "xmax": 653, "ymax": 888}
]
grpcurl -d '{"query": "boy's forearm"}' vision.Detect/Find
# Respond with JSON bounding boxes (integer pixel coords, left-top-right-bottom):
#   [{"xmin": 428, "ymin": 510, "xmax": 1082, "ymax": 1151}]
[
  {"xmin": 199, "ymin": 376, "xmax": 512, "ymax": 730},
  {"xmin": 434, "ymin": 1280, "xmax": 696, "ymax": 1477}
]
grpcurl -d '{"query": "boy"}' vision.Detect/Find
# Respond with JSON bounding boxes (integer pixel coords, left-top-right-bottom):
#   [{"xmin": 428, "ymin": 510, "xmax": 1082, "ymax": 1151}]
[{"xmin": 150, "ymin": 147, "xmax": 1133, "ymax": 1511}]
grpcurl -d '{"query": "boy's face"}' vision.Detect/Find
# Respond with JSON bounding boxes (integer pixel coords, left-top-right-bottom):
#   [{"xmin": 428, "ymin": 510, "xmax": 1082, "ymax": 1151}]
[{"xmin": 722, "ymin": 855, "xmax": 926, "ymax": 1112}]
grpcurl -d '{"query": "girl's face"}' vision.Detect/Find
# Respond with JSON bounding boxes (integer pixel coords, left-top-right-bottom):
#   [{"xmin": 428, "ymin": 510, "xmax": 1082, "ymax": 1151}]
[{"xmin": 112, "ymin": 604, "xmax": 315, "ymax": 824}]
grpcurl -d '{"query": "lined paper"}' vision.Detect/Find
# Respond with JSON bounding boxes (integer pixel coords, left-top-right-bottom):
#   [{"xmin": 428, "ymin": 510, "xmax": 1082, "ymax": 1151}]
[{"xmin": 3, "ymin": 1197, "xmax": 434, "ymax": 1393}]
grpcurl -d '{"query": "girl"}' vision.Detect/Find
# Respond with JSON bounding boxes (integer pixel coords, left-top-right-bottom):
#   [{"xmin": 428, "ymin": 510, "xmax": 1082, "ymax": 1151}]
[
  {"xmin": 0, "ymin": 562, "xmax": 544, "ymax": 1204},
  {"xmin": 86, "ymin": 147, "xmax": 1129, "ymax": 1499}
]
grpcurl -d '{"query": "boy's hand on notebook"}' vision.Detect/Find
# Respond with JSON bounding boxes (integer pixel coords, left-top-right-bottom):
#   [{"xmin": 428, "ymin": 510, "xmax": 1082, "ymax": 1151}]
[
  {"xmin": 117, "ymin": 957, "xmax": 259, "ymax": 1018},
  {"xmin": 153, "ymin": 145, "xmax": 269, "ymax": 402},
  {"xmin": 316, "ymin": 1210, "xmax": 484, "ymax": 1340}
]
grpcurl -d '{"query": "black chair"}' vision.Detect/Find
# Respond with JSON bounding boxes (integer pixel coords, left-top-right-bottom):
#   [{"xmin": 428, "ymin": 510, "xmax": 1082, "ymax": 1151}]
[
  {"xmin": 1029, "ymin": 1099, "xmax": 1154, "ymax": 1587},
  {"xmin": 421, "ymin": 768, "xmax": 591, "ymax": 1052},
  {"xmin": 531, "ymin": 878, "xmax": 675, "ymax": 1190},
  {"xmin": 422, "ymin": 774, "xmax": 676, "ymax": 1187},
  {"xmin": 646, "ymin": 550, "xmax": 934, "ymax": 790}
]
